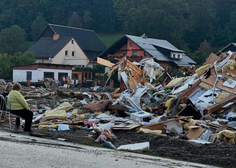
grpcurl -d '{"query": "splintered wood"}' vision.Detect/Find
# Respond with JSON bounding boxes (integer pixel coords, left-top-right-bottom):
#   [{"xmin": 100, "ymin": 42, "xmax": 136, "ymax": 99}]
[{"xmin": 108, "ymin": 56, "xmax": 147, "ymax": 84}]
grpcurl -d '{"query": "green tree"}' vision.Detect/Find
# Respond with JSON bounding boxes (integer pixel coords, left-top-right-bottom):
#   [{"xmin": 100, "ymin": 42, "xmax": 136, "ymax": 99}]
[
  {"xmin": 31, "ymin": 13, "xmax": 47, "ymax": 40},
  {"xmin": 68, "ymin": 12, "xmax": 82, "ymax": 28},
  {"xmin": 0, "ymin": 52, "xmax": 36, "ymax": 79},
  {"xmin": 191, "ymin": 40, "xmax": 212, "ymax": 65},
  {"xmin": 113, "ymin": 0, "xmax": 187, "ymax": 46},
  {"xmin": 83, "ymin": 11, "xmax": 93, "ymax": 29},
  {"xmin": 0, "ymin": 25, "xmax": 27, "ymax": 55},
  {"xmin": 184, "ymin": 0, "xmax": 216, "ymax": 51}
]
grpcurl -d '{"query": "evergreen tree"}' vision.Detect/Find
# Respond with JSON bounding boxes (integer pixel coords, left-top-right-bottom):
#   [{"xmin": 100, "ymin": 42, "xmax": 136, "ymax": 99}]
[
  {"xmin": 0, "ymin": 25, "xmax": 27, "ymax": 55},
  {"xmin": 31, "ymin": 13, "xmax": 47, "ymax": 40},
  {"xmin": 68, "ymin": 12, "xmax": 82, "ymax": 28},
  {"xmin": 0, "ymin": 52, "xmax": 36, "ymax": 79},
  {"xmin": 83, "ymin": 11, "xmax": 93, "ymax": 29}
]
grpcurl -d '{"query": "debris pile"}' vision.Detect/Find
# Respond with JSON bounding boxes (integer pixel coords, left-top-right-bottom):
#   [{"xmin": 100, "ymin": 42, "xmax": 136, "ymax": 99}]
[{"xmin": 3, "ymin": 53, "xmax": 236, "ymax": 155}]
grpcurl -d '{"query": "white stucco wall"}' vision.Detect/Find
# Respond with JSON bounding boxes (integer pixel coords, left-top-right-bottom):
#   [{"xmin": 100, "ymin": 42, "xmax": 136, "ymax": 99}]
[
  {"xmin": 52, "ymin": 38, "xmax": 90, "ymax": 66},
  {"xmin": 13, "ymin": 68, "xmax": 72, "ymax": 82},
  {"xmin": 13, "ymin": 70, "xmax": 38, "ymax": 83}
]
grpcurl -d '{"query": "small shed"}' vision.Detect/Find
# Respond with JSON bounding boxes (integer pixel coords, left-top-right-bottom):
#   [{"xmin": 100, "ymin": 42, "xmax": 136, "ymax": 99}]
[{"xmin": 13, "ymin": 63, "xmax": 72, "ymax": 82}]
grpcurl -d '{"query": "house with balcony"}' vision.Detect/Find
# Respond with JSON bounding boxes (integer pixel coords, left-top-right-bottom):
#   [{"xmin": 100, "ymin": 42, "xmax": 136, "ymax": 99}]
[{"xmin": 99, "ymin": 34, "xmax": 196, "ymax": 69}]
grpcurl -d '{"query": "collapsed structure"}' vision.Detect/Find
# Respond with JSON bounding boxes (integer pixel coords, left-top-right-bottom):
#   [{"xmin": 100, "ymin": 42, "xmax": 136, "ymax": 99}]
[{"xmin": 2, "ymin": 51, "xmax": 236, "ymax": 151}]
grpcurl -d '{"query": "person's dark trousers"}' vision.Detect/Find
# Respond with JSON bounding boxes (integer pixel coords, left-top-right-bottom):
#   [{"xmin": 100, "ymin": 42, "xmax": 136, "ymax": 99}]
[{"xmin": 10, "ymin": 109, "xmax": 33, "ymax": 131}]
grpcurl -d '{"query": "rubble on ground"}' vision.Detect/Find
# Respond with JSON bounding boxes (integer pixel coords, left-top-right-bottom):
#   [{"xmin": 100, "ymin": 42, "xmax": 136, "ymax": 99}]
[{"xmin": 2, "ymin": 54, "xmax": 236, "ymax": 167}]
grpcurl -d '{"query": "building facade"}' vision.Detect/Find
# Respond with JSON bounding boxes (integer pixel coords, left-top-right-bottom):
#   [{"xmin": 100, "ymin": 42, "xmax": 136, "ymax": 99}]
[{"xmin": 13, "ymin": 63, "xmax": 72, "ymax": 82}]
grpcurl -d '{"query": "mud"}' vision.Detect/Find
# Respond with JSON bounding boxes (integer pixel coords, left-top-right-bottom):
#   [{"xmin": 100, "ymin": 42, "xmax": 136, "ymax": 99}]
[{"xmin": 33, "ymin": 128, "xmax": 235, "ymax": 168}]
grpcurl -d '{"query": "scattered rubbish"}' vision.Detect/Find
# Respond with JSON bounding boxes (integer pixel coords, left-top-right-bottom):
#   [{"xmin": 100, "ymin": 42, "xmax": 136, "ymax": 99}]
[
  {"xmin": 57, "ymin": 138, "xmax": 66, "ymax": 141},
  {"xmin": 58, "ymin": 124, "xmax": 70, "ymax": 131},
  {"xmin": 117, "ymin": 142, "xmax": 150, "ymax": 151},
  {"xmin": 3, "ymin": 50, "xmax": 236, "ymax": 158}
]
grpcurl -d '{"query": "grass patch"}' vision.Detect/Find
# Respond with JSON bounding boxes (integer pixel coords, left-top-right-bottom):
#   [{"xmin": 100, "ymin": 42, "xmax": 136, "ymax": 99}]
[
  {"xmin": 81, "ymin": 140, "xmax": 102, "ymax": 148},
  {"xmin": 98, "ymin": 33, "xmax": 124, "ymax": 47}
]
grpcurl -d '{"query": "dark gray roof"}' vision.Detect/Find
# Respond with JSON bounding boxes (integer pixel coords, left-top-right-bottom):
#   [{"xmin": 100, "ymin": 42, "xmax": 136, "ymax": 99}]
[
  {"xmin": 172, "ymin": 55, "xmax": 196, "ymax": 67},
  {"xmin": 27, "ymin": 37, "xmax": 71, "ymax": 58},
  {"xmin": 49, "ymin": 24, "xmax": 107, "ymax": 52},
  {"xmin": 99, "ymin": 34, "xmax": 196, "ymax": 67},
  {"xmin": 127, "ymin": 35, "xmax": 184, "ymax": 53}
]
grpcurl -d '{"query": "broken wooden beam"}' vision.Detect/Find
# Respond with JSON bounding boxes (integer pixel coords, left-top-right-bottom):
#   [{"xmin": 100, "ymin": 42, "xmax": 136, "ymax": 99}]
[
  {"xmin": 178, "ymin": 79, "xmax": 201, "ymax": 98},
  {"xmin": 107, "ymin": 104, "xmax": 130, "ymax": 111},
  {"xmin": 204, "ymin": 95, "xmax": 236, "ymax": 114}
]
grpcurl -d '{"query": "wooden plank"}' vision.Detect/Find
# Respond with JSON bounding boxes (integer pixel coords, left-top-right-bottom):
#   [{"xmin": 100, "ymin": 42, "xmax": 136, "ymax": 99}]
[
  {"xmin": 107, "ymin": 104, "xmax": 130, "ymax": 111},
  {"xmin": 97, "ymin": 57, "xmax": 114, "ymax": 67},
  {"xmin": 138, "ymin": 123, "xmax": 166, "ymax": 132},
  {"xmin": 178, "ymin": 79, "xmax": 201, "ymax": 98},
  {"xmin": 185, "ymin": 127, "xmax": 205, "ymax": 140},
  {"xmin": 140, "ymin": 116, "xmax": 191, "ymax": 131},
  {"xmin": 128, "ymin": 76, "xmax": 139, "ymax": 90},
  {"xmin": 112, "ymin": 124, "xmax": 141, "ymax": 130},
  {"xmin": 204, "ymin": 95, "xmax": 236, "ymax": 114},
  {"xmin": 207, "ymin": 121, "xmax": 236, "ymax": 131},
  {"xmin": 201, "ymin": 71, "xmax": 236, "ymax": 94},
  {"xmin": 203, "ymin": 52, "xmax": 221, "ymax": 65}
]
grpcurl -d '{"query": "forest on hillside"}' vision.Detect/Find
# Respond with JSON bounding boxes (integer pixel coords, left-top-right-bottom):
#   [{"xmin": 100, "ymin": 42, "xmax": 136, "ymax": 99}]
[{"xmin": 0, "ymin": 0, "xmax": 236, "ymax": 65}]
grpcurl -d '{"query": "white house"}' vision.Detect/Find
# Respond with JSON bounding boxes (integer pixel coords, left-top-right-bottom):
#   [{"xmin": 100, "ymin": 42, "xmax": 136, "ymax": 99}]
[
  {"xmin": 13, "ymin": 63, "xmax": 72, "ymax": 83},
  {"xmin": 27, "ymin": 36, "xmax": 90, "ymax": 67},
  {"xmin": 26, "ymin": 24, "xmax": 107, "ymax": 68}
]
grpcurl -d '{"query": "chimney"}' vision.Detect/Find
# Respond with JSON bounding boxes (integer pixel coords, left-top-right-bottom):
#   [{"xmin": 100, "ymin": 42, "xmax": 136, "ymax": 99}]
[
  {"xmin": 53, "ymin": 34, "xmax": 59, "ymax": 41},
  {"xmin": 141, "ymin": 33, "xmax": 147, "ymax": 39}
]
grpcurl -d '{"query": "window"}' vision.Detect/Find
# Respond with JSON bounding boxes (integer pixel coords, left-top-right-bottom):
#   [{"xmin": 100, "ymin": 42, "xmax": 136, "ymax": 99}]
[
  {"xmin": 44, "ymin": 72, "xmax": 54, "ymax": 79},
  {"xmin": 130, "ymin": 43, "xmax": 133, "ymax": 46},
  {"xmin": 73, "ymin": 74, "xmax": 78, "ymax": 79},
  {"xmin": 173, "ymin": 54, "xmax": 176, "ymax": 58},
  {"xmin": 123, "ymin": 52, "xmax": 127, "ymax": 57},
  {"xmin": 133, "ymin": 51, "xmax": 137, "ymax": 56},
  {"xmin": 26, "ymin": 71, "xmax": 32, "ymax": 80},
  {"xmin": 144, "ymin": 51, "xmax": 147, "ymax": 57},
  {"xmin": 65, "ymin": 50, "xmax": 68, "ymax": 56},
  {"xmin": 72, "ymin": 51, "xmax": 75, "ymax": 57},
  {"xmin": 71, "ymin": 40, "xmax": 74, "ymax": 44},
  {"xmin": 58, "ymin": 73, "xmax": 68, "ymax": 79}
]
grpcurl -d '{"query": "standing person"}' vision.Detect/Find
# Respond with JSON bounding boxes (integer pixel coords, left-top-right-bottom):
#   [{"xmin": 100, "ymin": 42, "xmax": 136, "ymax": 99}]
[
  {"xmin": 67, "ymin": 76, "xmax": 71, "ymax": 88},
  {"xmin": 62, "ymin": 76, "xmax": 66, "ymax": 84},
  {"xmin": 83, "ymin": 78, "xmax": 87, "ymax": 87},
  {"xmin": 8, "ymin": 83, "xmax": 33, "ymax": 132},
  {"xmin": 65, "ymin": 76, "xmax": 68, "ymax": 84},
  {"xmin": 60, "ymin": 77, "xmax": 64, "ymax": 85},
  {"xmin": 73, "ymin": 77, "xmax": 76, "ymax": 86}
]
